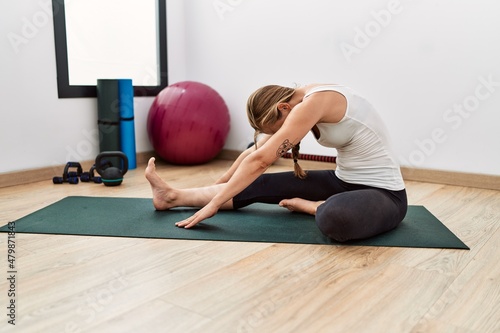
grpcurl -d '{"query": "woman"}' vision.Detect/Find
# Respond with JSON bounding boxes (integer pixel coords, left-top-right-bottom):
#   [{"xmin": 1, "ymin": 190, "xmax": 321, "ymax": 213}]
[{"xmin": 145, "ymin": 84, "xmax": 407, "ymax": 242}]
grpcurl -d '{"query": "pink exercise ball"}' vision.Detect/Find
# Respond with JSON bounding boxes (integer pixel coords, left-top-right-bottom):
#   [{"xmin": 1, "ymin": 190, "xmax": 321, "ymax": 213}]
[{"xmin": 147, "ymin": 81, "xmax": 230, "ymax": 165}]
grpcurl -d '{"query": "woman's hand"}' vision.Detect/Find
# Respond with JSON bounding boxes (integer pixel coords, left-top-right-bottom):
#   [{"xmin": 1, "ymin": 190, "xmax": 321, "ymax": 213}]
[{"xmin": 175, "ymin": 201, "xmax": 220, "ymax": 229}]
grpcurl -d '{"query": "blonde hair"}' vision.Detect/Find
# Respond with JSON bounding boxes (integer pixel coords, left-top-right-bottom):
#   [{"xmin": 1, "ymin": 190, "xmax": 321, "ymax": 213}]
[{"xmin": 246, "ymin": 85, "xmax": 307, "ymax": 179}]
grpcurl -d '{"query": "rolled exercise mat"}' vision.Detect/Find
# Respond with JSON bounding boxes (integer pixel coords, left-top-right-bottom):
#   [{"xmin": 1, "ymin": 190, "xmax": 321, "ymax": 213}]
[
  {"xmin": 118, "ymin": 79, "xmax": 136, "ymax": 169},
  {"xmin": 97, "ymin": 79, "xmax": 121, "ymax": 167}
]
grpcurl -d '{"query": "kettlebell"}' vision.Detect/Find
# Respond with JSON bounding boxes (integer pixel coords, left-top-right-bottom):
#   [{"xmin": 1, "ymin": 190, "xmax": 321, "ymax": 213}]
[{"xmin": 95, "ymin": 151, "xmax": 128, "ymax": 186}]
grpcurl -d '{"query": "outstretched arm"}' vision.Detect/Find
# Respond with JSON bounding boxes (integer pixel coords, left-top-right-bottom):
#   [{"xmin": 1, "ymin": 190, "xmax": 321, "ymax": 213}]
[
  {"xmin": 175, "ymin": 97, "xmax": 325, "ymax": 228},
  {"xmin": 215, "ymin": 135, "xmax": 272, "ymax": 184}
]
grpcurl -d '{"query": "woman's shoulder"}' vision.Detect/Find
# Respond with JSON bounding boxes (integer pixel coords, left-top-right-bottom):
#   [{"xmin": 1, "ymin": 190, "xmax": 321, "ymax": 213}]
[{"xmin": 299, "ymin": 84, "xmax": 347, "ymax": 124}]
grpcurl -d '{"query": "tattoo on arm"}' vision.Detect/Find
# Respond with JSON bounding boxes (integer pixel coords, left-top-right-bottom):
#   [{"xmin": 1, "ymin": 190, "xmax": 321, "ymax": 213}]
[{"xmin": 276, "ymin": 139, "xmax": 294, "ymax": 157}]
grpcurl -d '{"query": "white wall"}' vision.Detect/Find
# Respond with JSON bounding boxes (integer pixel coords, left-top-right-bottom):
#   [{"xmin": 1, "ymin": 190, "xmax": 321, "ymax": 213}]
[
  {"xmin": 181, "ymin": 0, "xmax": 500, "ymax": 176},
  {"xmin": 1, "ymin": 0, "xmax": 499, "ymax": 177}
]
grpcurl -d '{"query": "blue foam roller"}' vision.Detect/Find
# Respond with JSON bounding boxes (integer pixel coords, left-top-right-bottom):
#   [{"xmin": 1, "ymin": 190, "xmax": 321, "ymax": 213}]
[{"xmin": 118, "ymin": 79, "xmax": 136, "ymax": 169}]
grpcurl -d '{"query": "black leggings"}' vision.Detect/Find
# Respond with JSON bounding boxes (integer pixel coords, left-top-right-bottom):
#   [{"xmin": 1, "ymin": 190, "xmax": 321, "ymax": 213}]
[{"xmin": 233, "ymin": 170, "xmax": 408, "ymax": 242}]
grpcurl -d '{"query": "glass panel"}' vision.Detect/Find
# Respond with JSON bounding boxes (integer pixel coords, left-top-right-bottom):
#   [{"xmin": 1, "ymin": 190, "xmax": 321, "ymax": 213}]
[{"xmin": 64, "ymin": 0, "xmax": 159, "ymax": 86}]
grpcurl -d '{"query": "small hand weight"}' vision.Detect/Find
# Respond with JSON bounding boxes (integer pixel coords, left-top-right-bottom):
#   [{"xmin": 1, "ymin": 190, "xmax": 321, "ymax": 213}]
[
  {"xmin": 52, "ymin": 162, "xmax": 82, "ymax": 185},
  {"xmin": 80, "ymin": 165, "xmax": 102, "ymax": 184}
]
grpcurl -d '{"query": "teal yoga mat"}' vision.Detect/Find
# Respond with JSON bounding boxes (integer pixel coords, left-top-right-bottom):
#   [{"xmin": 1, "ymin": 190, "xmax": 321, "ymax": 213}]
[{"xmin": 0, "ymin": 196, "xmax": 468, "ymax": 249}]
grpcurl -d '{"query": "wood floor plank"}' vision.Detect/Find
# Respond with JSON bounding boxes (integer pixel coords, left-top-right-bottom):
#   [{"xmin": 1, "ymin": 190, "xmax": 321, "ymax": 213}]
[
  {"xmin": 160, "ymin": 244, "xmax": 399, "ymax": 332},
  {"xmin": 89, "ymin": 299, "xmax": 212, "ymax": 333},
  {"xmin": 6, "ymin": 239, "xmax": 217, "ymax": 332},
  {"xmin": 411, "ymin": 227, "xmax": 500, "ymax": 333},
  {"xmin": 273, "ymin": 263, "xmax": 450, "ymax": 333}
]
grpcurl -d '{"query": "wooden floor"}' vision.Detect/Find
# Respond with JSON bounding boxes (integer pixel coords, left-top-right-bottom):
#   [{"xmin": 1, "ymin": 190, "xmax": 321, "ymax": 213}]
[{"xmin": 0, "ymin": 158, "xmax": 499, "ymax": 333}]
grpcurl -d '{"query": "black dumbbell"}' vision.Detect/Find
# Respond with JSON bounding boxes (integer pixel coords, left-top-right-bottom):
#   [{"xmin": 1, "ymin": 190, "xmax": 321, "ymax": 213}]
[
  {"xmin": 53, "ymin": 162, "xmax": 82, "ymax": 184},
  {"xmin": 80, "ymin": 165, "xmax": 102, "ymax": 184}
]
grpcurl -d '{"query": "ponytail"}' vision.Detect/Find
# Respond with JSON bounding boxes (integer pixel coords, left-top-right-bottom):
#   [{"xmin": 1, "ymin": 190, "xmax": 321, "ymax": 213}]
[{"xmin": 292, "ymin": 142, "xmax": 307, "ymax": 179}]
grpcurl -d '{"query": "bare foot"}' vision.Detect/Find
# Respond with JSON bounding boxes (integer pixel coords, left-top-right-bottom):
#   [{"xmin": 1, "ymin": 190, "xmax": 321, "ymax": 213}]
[
  {"xmin": 145, "ymin": 157, "xmax": 178, "ymax": 210},
  {"xmin": 279, "ymin": 198, "xmax": 325, "ymax": 216}
]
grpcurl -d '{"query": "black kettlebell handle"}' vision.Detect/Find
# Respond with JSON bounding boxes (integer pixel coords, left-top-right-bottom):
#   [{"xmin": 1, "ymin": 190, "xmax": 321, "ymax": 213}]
[{"xmin": 95, "ymin": 151, "xmax": 128, "ymax": 176}]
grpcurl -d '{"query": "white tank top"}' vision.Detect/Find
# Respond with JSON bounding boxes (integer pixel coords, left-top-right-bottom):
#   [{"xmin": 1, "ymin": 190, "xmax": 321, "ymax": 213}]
[{"xmin": 304, "ymin": 85, "xmax": 405, "ymax": 191}]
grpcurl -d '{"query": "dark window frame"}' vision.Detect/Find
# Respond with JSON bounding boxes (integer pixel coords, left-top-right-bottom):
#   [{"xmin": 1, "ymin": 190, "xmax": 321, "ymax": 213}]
[{"xmin": 51, "ymin": 0, "xmax": 168, "ymax": 98}]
